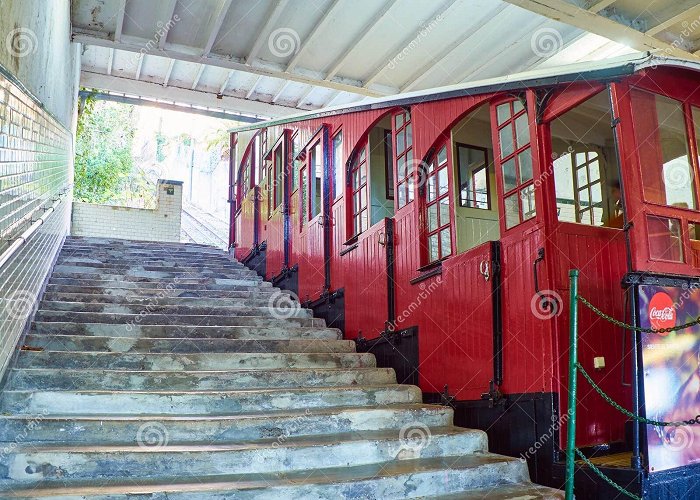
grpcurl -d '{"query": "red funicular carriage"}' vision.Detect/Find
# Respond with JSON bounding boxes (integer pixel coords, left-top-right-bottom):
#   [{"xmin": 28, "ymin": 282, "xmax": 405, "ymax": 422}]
[{"xmin": 229, "ymin": 54, "xmax": 700, "ymax": 498}]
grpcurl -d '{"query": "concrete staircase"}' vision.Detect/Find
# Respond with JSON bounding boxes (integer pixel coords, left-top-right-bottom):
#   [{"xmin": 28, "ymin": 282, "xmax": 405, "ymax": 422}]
[{"xmin": 0, "ymin": 237, "xmax": 563, "ymax": 499}]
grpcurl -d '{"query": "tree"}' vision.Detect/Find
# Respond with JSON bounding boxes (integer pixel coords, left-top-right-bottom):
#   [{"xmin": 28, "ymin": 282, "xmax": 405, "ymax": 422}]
[{"xmin": 74, "ymin": 95, "xmax": 136, "ymax": 204}]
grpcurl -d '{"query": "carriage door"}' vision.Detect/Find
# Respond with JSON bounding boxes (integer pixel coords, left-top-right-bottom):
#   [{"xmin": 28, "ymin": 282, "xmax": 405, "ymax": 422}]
[{"xmin": 298, "ymin": 126, "xmax": 331, "ymax": 301}]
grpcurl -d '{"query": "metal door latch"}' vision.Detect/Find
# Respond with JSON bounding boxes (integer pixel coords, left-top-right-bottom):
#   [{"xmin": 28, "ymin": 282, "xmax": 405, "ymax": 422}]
[{"xmin": 479, "ymin": 260, "xmax": 490, "ymax": 281}]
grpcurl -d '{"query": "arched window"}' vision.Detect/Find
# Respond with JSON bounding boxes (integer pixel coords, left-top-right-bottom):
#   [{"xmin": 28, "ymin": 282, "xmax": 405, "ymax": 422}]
[
  {"xmin": 424, "ymin": 142, "xmax": 452, "ymax": 262},
  {"xmin": 349, "ymin": 143, "xmax": 369, "ymax": 236}
]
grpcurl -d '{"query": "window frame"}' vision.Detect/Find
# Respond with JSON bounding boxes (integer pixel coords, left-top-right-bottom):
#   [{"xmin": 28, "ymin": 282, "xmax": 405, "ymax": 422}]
[
  {"xmin": 456, "ymin": 142, "xmax": 490, "ymax": 210},
  {"xmin": 393, "ymin": 109, "xmax": 414, "ymax": 210},
  {"xmin": 348, "ymin": 141, "xmax": 369, "ymax": 237},
  {"xmin": 421, "ymin": 141, "xmax": 454, "ymax": 265},
  {"xmin": 332, "ymin": 129, "xmax": 343, "ymax": 201},
  {"xmin": 492, "ymin": 97, "xmax": 536, "ymax": 231},
  {"xmin": 384, "ymin": 128, "xmax": 394, "ymax": 201}
]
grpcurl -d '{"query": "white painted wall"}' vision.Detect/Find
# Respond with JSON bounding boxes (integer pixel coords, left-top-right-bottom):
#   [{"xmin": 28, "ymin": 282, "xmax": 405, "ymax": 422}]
[
  {"xmin": 0, "ymin": 0, "xmax": 81, "ymax": 130},
  {"xmin": 72, "ymin": 181, "xmax": 183, "ymax": 243}
]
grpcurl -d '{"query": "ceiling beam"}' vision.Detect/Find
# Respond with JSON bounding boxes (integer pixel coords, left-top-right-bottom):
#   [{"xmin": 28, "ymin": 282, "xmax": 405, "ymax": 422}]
[
  {"xmin": 164, "ymin": 59, "xmax": 176, "ymax": 86},
  {"xmin": 159, "ymin": 0, "xmax": 179, "ymax": 50},
  {"xmin": 245, "ymin": 75, "xmax": 263, "ymax": 99},
  {"xmin": 80, "ymin": 71, "xmax": 296, "ymax": 118},
  {"xmin": 644, "ymin": 2, "xmax": 700, "ymax": 37},
  {"xmin": 324, "ymin": 0, "xmax": 398, "ymax": 81},
  {"xmin": 72, "ymin": 30, "xmax": 384, "ymax": 96},
  {"xmin": 587, "ymin": 0, "xmax": 617, "ymax": 14},
  {"xmin": 504, "ymin": 0, "xmax": 698, "ymax": 60},
  {"xmin": 191, "ymin": 64, "xmax": 205, "ymax": 89},
  {"xmin": 401, "ymin": 3, "xmax": 508, "ymax": 92},
  {"xmin": 285, "ymin": 0, "xmax": 343, "ymax": 73},
  {"xmin": 113, "ymin": 0, "xmax": 126, "ymax": 42},
  {"xmin": 107, "ymin": 48, "xmax": 114, "ymax": 75},
  {"xmin": 362, "ymin": 0, "xmax": 459, "ymax": 89},
  {"xmin": 202, "ymin": 0, "xmax": 234, "ymax": 56},
  {"xmin": 295, "ymin": 86, "xmax": 316, "ymax": 108},
  {"xmin": 219, "ymin": 70, "xmax": 234, "ymax": 95},
  {"xmin": 245, "ymin": 0, "xmax": 290, "ymax": 64},
  {"xmin": 272, "ymin": 81, "xmax": 292, "ymax": 103},
  {"xmin": 135, "ymin": 53, "xmax": 144, "ymax": 80}
]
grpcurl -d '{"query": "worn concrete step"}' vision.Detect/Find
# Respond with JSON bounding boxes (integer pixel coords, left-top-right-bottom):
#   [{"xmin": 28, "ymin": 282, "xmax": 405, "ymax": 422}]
[
  {"xmin": 46, "ymin": 277, "xmax": 272, "ymax": 291},
  {"xmin": 33, "ymin": 310, "xmax": 322, "ymax": 327},
  {"xmin": 63, "ymin": 238, "xmax": 222, "ymax": 252},
  {"xmin": 21, "ymin": 335, "xmax": 353, "ymax": 354},
  {"xmin": 8, "ymin": 366, "xmax": 391, "ymax": 391},
  {"xmin": 0, "ymin": 427, "xmax": 483, "ymax": 484},
  {"xmin": 1, "ymin": 384, "xmax": 420, "ymax": 415},
  {"xmin": 38, "ymin": 301, "xmax": 310, "ymax": 318},
  {"xmin": 49, "ymin": 273, "xmax": 264, "ymax": 286},
  {"xmin": 0, "ymin": 454, "xmax": 551, "ymax": 499},
  {"xmin": 16, "ymin": 350, "xmax": 372, "ymax": 370},
  {"xmin": 45, "ymin": 284, "xmax": 281, "ymax": 299},
  {"xmin": 56, "ymin": 257, "xmax": 244, "ymax": 269},
  {"xmin": 42, "ymin": 292, "xmax": 283, "ymax": 308},
  {"xmin": 52, "ymin": 266, "xmax": 258, "ymax": 280},
  {"xmin": 0, "ymin": 404, "xmax": 450, "ymax": 444},
  {"xmin": 31, "ymin": 322, "xmax": 342, "ymax": 340}
]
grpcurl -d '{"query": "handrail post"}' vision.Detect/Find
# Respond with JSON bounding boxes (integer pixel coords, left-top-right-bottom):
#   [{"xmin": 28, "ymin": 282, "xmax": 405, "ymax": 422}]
[{"xmin": 565, "ymin": 269, "xmax": 579, "ymax": 500}]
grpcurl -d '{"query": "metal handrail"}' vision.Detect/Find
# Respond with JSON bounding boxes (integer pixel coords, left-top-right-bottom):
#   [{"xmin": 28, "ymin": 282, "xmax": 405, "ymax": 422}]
[{"xmin": 0, "ymin": 187, "xmax": 71, "ymax": 270}]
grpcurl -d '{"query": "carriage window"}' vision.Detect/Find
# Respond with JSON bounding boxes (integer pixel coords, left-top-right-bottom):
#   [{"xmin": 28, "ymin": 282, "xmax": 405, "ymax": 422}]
[
  {"xmin": 689, "ymin": 221, "xmax": 700, "ymax": 267},
  {"xmin": 648, "ymin": 215, "xmax": 683, "ymax": 262},
  {"xmin": 333, "ymin": 131, "xmax": 343, "ymax": 200},
  {"xmin": 496, "ymin": 99, "xmax": 535, "ymax": 229},
  {"xmin": 300, "ymin": 166, "xmax": 307, "ymax": 229},
  {"xmin": 551, "ymin": 91, "xmax": 620, "ymax": 228},
  {"xmin": 350, "ymin": 144, "xmax": 369, "ymax": 235},
  {"xmin": 385, "ymin": 130, "xmax": 394, "ymax": 200},
  {"xmin": 291, "ymin": 132, "xmax": 300, "ymax": 191},
  {"xmin": 394, "ymin": 110, "xmax": 414, "ymax": 209},
  {"xmin": 273, "ymin": 144, "xmax": 284, "ymax": 209},
  {"xmin": 632, "ymin": 90, "xmax": 697, "ymax": 210},
  {"xmin": 310, "ymin": 141, "xmax": 322, "ymax": 219},
  {"xmin": 425, "ymin": 143, "xmax": 452, "ymax": 262},
  {"xmin": 241, "ymin": 155, "xmax": 251, "ymax": 194},
  {"xmin": 457, "ymin": 144, "xmax": 489, "ymax": 209},
  {"xmin": 258, "ymin": 131, "xmax": 267, "ymax": 181}
]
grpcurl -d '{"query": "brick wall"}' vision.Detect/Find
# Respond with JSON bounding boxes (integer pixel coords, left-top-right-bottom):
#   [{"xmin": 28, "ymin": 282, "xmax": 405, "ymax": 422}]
[{"xmin": 71, "ymin": 180, "xmax": 183, "ymax": 243}]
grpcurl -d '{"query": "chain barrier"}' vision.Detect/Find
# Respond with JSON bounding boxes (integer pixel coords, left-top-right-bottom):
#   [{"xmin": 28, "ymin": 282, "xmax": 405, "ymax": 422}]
[
  {"xmin": 574, "ymin": 449, "xmax": 641, "ymax": 500},
  {"xmin": 578, "ymin": 295, "xmax": 700, "ymax": 334},
  {"xmin": 577, "ymin": 361, "xmax": 700, "ymax": 427}
]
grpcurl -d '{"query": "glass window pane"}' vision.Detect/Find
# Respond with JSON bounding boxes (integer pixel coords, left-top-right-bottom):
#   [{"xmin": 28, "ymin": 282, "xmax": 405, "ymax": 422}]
[
  {"xmin": 502, "ymin": 158, "xmax": 517, "ymax": 192},
  {"xmin": 589, "ymin": 158, "xmax": 600, "ymax": 183},
  {"xmin": 437, "ymin": 145, "xmax": 447, "ymax": 165},
  {"xmin": 513, "ymin": 99, "xmax": 525, "ymax": 114},
  {"xmin": 499, "ymin": 125, "xmax": 514, "ymax": 158},
  {"xmin": 515, "ymin": 114, "xmax": 530, "ymax": 148},
  {"xmin": 632, "ymin": 90, "xmax": 696, "ymax": 210},
  {"xmin": 648, "ymin": 215, "xmax": 683, "ymax": 262},
  {"xmin": 428, "ymin": 204, "xmax": 438, "ymax": 231},
  {"xmin": 407, "ymin": 180, "xmax": 414, "ymax": 203},
  {"xmin": 396, "ymin": 113, "xmax": 404, "ymax": 129},
  {"xmin": 440, "ymin": 228, "xmax": 452, "ymax": 258},
  {"xmin": 576, "ymin": 165, "xmax": 588, "ymax": 187},
  {"xmin": 406, "ymin": 124, "xmax": 412, "ymax": 148},
  {"xmin": 398, "ymin": 184, "xmax": 406, "ymax": 208},
  {"xmin": 398, "ymin": 155, "xmax": 407, "ymax": 179},
  {"xmin": 397, "ymin": 130, "xmax": 405, "ymax": 154},
  {"xmin": 438, "ymin": 168, "xmax": 448, "ymax": 196},
  {"xmin": 427, "ymin": 175, "xmax": 437, "ymax": 201},
  {"xmin": 439, "ymin": 197, "xmax": 449, "ymax": 225},
  {"xmin": 521, "ymin": 185, "xmax": 536, "ymax": 221},
  {"xmin": 591, "ymin": 183, "xmax": 602, "ymax": 206},
  {"xmin": 333, "ymin": 132, "xmax": 343, "ymax": 199},
  {"xmin": 429, "ymin": 234, "xmax": 439, "ymax": 262},
  {"xmin": 497, "ymin": 103, "xmax": 511, "ymax": 125},
  {"xmin": 689, "ymin": 221, "xmax": 700, "ymax": 267},
  {"xmin": 519, "ymin": 149, "xmax": 533, "ymax": 182},
  {"xmin": 504, "ymin": 193, "xmax": 519, "ymax": 229}
]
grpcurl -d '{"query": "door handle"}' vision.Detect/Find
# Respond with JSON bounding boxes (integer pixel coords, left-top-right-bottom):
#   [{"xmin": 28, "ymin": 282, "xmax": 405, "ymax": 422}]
[
  {"xmin": 479, "ymin": 260, "xmax": 490, "ymax": 281},
  {"xmin": 378, "ymin": 231, "xmax": 386, "ymax": 246},
  {"xmin": 533, "ymin": 247, "xmax": 545, "ymax": 294}
]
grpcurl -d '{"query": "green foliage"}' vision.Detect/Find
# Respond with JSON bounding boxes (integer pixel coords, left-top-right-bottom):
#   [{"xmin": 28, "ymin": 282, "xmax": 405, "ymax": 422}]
[{"xmin": 74, "ymin": 95, "xmax": 136, "ymax": 204}]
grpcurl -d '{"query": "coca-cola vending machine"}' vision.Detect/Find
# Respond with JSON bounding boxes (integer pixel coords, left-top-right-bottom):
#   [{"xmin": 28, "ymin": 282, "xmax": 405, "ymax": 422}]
[{"xmin": 637, "ymin": 283, "xmax": 700, "ymax": 472}]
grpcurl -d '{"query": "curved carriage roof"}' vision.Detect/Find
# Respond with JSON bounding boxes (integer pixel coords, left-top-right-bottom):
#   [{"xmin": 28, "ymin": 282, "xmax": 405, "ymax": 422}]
[{"xmin": 230, "ymin": 53, "xmax": 700, "ymax": 133}]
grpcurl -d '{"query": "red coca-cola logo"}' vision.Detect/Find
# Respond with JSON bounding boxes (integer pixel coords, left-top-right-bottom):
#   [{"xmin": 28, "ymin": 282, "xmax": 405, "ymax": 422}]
[{"xmin": 648, "ymin": 292, "xmax": 676, "ymax": 334}]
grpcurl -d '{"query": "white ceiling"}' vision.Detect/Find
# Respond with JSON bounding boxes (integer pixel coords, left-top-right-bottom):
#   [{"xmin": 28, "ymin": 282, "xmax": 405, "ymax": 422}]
[{"xmin": 71, "ymin": 0, "xmax": 698, "ymax": 119}]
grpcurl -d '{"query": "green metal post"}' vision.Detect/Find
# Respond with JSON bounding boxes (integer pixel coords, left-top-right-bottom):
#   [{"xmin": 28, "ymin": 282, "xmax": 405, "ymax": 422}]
[{"xmin": 565, "ymin": 269, "xmax": 579, "ymax": 500}]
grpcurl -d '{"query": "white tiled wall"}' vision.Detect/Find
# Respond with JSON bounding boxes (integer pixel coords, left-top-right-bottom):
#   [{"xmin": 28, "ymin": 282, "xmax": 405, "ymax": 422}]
[{"xmin": 71, "ymin": 181, "xmax": 183, "ymax": 243}]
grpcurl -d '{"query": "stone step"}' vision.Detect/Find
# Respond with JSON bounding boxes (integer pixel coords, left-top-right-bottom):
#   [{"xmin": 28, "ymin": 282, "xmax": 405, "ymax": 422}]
[
  {"xmin": 37, "ymin": 301, "xmax": 311, "ymax": 318},
  {"xmin": 31, "ymin": 322, "xmax": 342, "ymax": 340},
  {"xmin": 0, "ymin": 404, "xmax": 450, "ymax": 444},
  {"xmin": 46, "ymin": 277, "xmax": 272, "ymax": 291},
  {"xmin": 33, "ymin": 311, "xmax": 322, "ymax": 327},
  {"xmin": 21, "ymin": 335, "xmax": 353, "ymax": 354},
  {"xmin": 63, "ymin": 238, "xmax": 222, "ymax": 252},
  {"xmin": 16, "ymin": 350, "xmax": 371, "ymax": 371},
  {"xmin": 1, "ymin": 385, "xmax": 420, "ymax": 414},
  {"xmin": 0, "ymin": 455, "xmax": 552, "ymax": 499},
  {"xmin": 7, "ymin": 366, "xmax": 392, "ymax": 391},
  {"xmin": 45, "ymin": 284, "xmax": 280, "ymax": 299},
  {"xmin": 49, "ymin": 273, "xmax": 264, "ymax": 286},
  {"xmin": 52, "ymin": 265, "xmax": 258, "ymax": 280},
  {"xmin": 56, "ymin": 257, "xmax": 244, "ymax": 269},
  {"xmin": 0, "ymin": 427, "xmax": 483, "ymax": 484},
  {"xmin": 42, "ymin": 292, "xmax": 282, "ymax": 308}
]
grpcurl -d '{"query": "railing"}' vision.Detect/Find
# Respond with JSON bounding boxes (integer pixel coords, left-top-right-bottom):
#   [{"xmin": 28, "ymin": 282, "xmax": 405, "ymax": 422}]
[
  {"xmin": 0, "ymin": 186, "xmax": 71, "ymax": 270},
  {"xmin": 566, "ymin": 269, "xmax": 700, "ymax": 500}
]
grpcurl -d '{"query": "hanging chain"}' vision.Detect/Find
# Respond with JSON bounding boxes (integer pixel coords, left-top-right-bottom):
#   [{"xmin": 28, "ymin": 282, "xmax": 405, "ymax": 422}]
[{"xmin": 574, "ymin": 449, "xmax": 641, "ymax": 500}]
